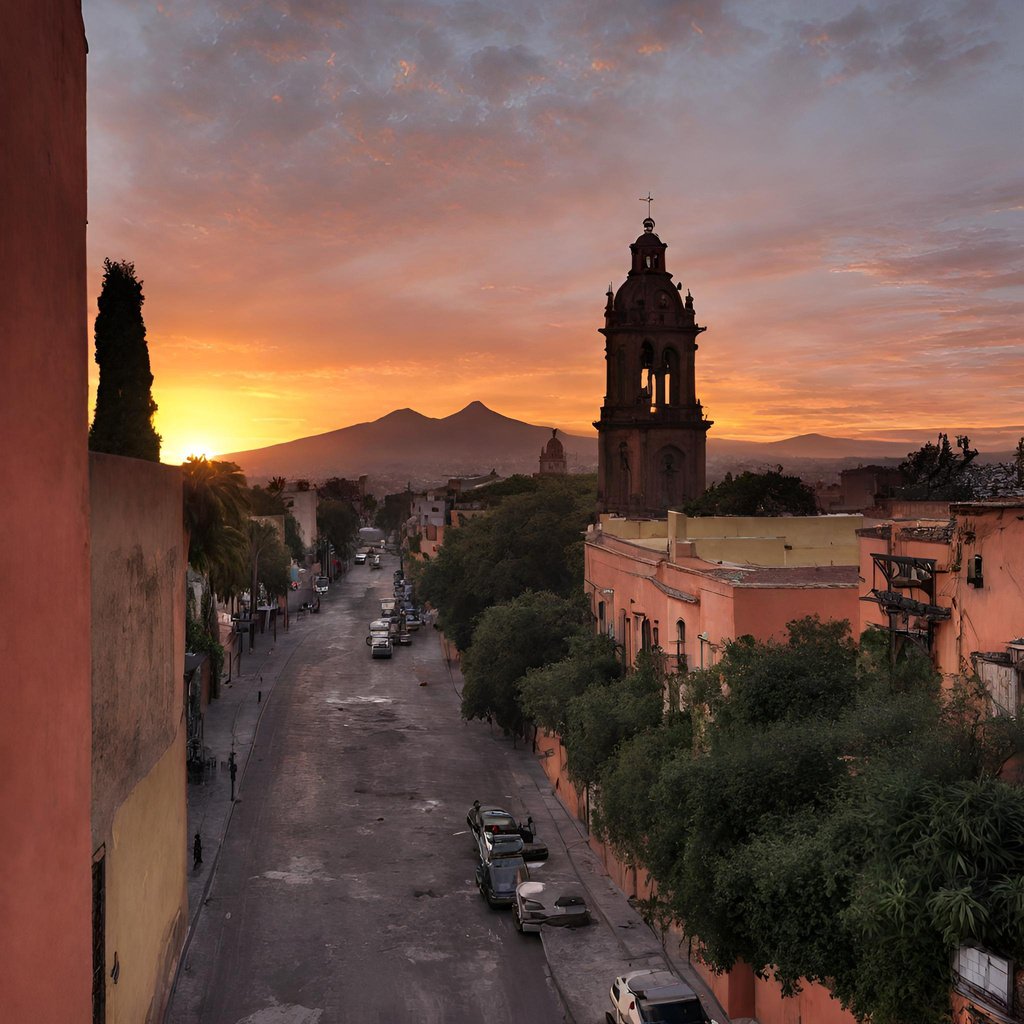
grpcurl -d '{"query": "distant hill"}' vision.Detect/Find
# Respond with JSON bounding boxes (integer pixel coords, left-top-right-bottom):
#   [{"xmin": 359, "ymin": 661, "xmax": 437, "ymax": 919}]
[
  {"xmin": 219, "ymin": 402, "xmax": 599, "ymax": 490},
  {"xmin": 219, "ymin": 405, "xmax": 1018, "ymax": 493}
]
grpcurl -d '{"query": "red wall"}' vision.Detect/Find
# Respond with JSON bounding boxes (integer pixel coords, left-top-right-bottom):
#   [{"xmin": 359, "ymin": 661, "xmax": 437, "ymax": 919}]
[{"xmin": 0, "ymin": 3, "xmax": 93, "ymax": 1021}]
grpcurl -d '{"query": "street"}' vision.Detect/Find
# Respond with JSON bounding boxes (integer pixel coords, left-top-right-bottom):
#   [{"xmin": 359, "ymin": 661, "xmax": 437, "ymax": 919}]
[{"xmin": 167, "ymin": 554, "xmax": 565, "ymax": 1024}]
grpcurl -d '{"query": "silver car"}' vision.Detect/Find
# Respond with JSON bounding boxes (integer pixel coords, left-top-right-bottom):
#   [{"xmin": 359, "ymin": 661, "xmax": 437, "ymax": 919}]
[{"xmin": 513, "ymin": 880, "xmax": 590, "ymax": 933}]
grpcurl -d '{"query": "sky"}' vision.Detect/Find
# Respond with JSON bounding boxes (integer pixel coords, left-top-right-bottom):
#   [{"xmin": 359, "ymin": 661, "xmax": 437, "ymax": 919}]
[{"xmin": 84, "ymin": 0, "xmax": 1024, "ymax": 465}]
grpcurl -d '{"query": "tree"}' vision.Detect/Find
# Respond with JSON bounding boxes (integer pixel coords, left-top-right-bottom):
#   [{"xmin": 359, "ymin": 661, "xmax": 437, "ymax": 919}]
[
  {"xmin": 88, "ymin": 258, "xmax": 161, "ymax": 460},
  {"xmin": 561, "ymin": 650, "xmax": 666, "ymax": 790},
  {"xmin": 375, "ymin": 490, "xmax": 412, "ymax": 537},
  {"xmin": 182, "ymin": 457, "xmax": 250, "ymax": 599},
  {"xmin": 897, "ymin": 433, "xmax": 978, "ymax": 500},
  {"xmin": 460, "ymin": 591, "xmax": 586, "ymax": 734},
  {"xmin": 684, "ymin": 469, "xmax": 817, "ymax": 516},
  {"xmin": 247, "ymin": 519, "xmax": 289, "ymax": 606},
  {"xmin": 319, "ymin": 477, "xmax": 362, "ymax": 502},
  {"xmin": 418, "ymin": 474, "xmax": 596, "ymax": 650},
  {"xmin": 519, "ymin": 632, "xmax": 621, "ymax": 736},
  {"xmin": 318, "ymin": 499, "xmax": 359, "ymax": 560}
]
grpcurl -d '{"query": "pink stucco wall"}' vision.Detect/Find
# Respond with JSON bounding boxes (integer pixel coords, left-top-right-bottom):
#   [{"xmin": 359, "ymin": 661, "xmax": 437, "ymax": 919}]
[
  {"xmin": 586, "ymin": 533, "xmax": 859, "ymax": 672},
  {"xmin": 859, "ymin": 506, "xmax": 1024, "ymax": 687},
  {"xmin": 0, "ymin": 4, "xmax": 93, "ymax": 1020}
]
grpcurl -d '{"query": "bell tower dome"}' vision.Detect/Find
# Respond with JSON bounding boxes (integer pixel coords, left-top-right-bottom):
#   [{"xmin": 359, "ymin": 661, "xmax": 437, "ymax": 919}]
[{"xmin": 595, "ymin": 217, "xmax": 712, "ymax": 516}]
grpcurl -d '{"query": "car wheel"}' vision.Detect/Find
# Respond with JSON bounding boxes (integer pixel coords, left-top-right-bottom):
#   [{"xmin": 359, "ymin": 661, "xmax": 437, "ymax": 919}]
[
  {"xmin": 513, "ymin": 905, "xmax": 523, "ymax": 932},
  {"xmin": 605, "ymin": 1014, "xmax": 616, "ymax": 1024}
]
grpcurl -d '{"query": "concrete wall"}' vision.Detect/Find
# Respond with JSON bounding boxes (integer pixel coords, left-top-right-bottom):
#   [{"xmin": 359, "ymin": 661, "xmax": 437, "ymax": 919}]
[
  {"xmin": 0, "ymin": 4, "xmax": 93, "ymax": 1021},
  {"xmin": 669, "ymin": 512, "xmax": 863, "ymax": 566},
  {"xmin": 283, "ymin": 488, "xmax": 317, "ymax": 549},
  {"xmin": 90, "ymin": 453, "xmax": 187, "ymax": 1023}
]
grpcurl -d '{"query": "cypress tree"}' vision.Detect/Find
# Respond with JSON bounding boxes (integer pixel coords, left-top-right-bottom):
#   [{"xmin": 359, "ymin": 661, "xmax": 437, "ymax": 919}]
[{"xmin": 88, "ymin": 258, "xmax": 161, "ymax": 461}]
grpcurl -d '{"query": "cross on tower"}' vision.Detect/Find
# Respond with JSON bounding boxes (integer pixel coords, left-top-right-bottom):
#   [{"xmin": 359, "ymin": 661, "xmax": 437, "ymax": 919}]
[{"xmin": 639, "ymin": 192, "xmax": 654, "ymax": 217}]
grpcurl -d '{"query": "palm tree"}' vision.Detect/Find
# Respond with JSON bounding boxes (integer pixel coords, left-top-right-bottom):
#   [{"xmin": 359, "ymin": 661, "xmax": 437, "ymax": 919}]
[
  {"xmin": 267, "ymin": 475, "xmax": 287, "ymax": 498},
  {"xmin": 183, "ymin": 457, "xmax": 250, "ymax": 600}
]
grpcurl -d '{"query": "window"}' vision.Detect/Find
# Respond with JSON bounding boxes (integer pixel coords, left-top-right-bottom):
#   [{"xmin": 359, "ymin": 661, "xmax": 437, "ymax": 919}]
[
  {"xmin": 953, "ymin": 945, "xmax": 1013, "ymax": 1014},
  {"xmin": 675, "ymin": 620, "xmax": 686, "ymax": 670}
]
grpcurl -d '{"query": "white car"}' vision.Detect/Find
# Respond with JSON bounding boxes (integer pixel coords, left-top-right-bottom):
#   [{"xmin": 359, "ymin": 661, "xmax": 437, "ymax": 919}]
[
  {"xmin": 354, "ymin": 552, "xmax": 367, "ymax": 565},
  {"xmin": 513, "ymin": 880, "xmax": 589, "ymax": 933},
  {"xmin": 607, "ymin": 970, "xmax": 720, "ymax": 1024}
]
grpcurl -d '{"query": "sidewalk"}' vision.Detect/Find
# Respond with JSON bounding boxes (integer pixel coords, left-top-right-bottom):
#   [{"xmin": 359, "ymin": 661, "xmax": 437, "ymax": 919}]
[
  {"xmin": 486, "ymin": 704, "xmax": 749, "ymax": 1023},
  {"xmin": 180, "ymin": 586, "xmax": 322, "ymax": 969}
]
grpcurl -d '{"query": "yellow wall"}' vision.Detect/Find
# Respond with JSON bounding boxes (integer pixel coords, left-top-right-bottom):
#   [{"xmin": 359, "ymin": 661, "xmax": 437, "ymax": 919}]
[
  {"xmin": 669, "ymin": 512, "xmax": 862, "ymax": 566},
  {"xmin": 598, "ymin": 514, "xmax": 669, "ymax": 539},
  {"xmin": 104, "ymin": 729, "xmax": 187, "ymax": 1024}
]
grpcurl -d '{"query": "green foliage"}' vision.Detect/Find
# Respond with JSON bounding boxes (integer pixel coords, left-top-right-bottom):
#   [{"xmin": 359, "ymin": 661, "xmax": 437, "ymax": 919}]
[
  {"xmin": 317, "ymin": 499, "xmax": 359, "ymax": 558},
  {"xmin": 376, "ymin": 490, "xmax": 412, "ymax": 537},
  {"xmin": 319, "ymin": 477, "xmax": 362, "ymax": 502},
  {"xmin": 418, "ymin": 474, "xmax": 596, "ymax": 650},
  {"xmin": 711, "ymin": 617, "xmax": 858, "ymax": 731},
  {"xmin": 248, "ymin": 519, "xmax": 290, "ymax": 602},
  {"xmin": 283, "ymin": 514, "xmax": 306, "ymax": 560},
  {"xmin": 683, "ymin": 469, "xmax": 817, "ymax": 516},
  {"xmin": 88, "ymin": 258, "xmax": 161, "ymax": 461},
  {"xmin": 897, "ymin": 433, "xmax": 978, "ymax": 500},
  {"xmin": 183, "ymin": 456, "xmax": 250, "ymax": 599},
  {"xmin": 562, "ymin": 649, "xmax": 666, "ymax": 789},
  {"xmin": 593, "ymin": 712, "xmax": 692, "ymax": 867},
  {"xmin": 519, "ymin": 631, "xmax": 621, "ymax": 735},
  {"xmin": 556, "ymin": 616, "xmax": 1024, "ymax": 1024},
  {"xmin": 835, "ymin": 779, "xmax": 1024, "ymax": 1023},
  {"xmin": 460, "ymin": 591, "xmax": 586, "ymax": 733},
  {"xmin": 247, "ymin": 485, "xmax": 286, "ymax": 515},
  {"xmin": 185, "ymin": 603, "xmax": 225, "ymax": 694}
]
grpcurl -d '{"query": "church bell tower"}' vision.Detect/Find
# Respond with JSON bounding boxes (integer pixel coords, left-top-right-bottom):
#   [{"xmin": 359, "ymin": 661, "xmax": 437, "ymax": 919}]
[{"xmin": 595, "ymin": 217, "xmax": 712, "ymax": 516}]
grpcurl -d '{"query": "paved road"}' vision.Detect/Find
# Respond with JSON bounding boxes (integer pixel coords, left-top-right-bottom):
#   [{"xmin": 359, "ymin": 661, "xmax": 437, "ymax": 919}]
[{"xmin": 168, "ymin": 555, "xmax": 565, "ymax": 1024}]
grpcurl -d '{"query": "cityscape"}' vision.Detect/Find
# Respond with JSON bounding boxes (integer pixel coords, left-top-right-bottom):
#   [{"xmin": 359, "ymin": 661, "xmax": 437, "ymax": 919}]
[{"xmin": 6, "ymin": 3, "xmax": 1024, "ymax": 1024}]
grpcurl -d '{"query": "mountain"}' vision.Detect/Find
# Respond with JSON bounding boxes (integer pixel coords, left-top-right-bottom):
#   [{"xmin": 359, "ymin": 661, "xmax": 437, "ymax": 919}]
[
  {"xmin": 219, "ymin": 405, "xmax": 1019, "ymax": 493},
  {"xmin": 218, "ymin": 402, "xmax": 599, "ymax": 489}
]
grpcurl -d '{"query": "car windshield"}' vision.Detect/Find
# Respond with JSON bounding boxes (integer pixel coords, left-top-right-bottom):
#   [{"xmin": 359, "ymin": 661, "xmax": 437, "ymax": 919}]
[
  {"xmin": 639, "ymin": 1001, "xmax": 706, "ymax": 1023},
  {"xmin": 488, "ymin": 860, "xmax": 524, "ymax": 889}
]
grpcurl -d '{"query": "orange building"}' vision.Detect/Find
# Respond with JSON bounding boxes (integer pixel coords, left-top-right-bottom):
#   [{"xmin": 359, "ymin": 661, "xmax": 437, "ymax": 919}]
[
  {"xmin": 1, "ymin": 4, "xmax": 94, "ymax": 1021},
  {"xmin": 858, "ymin": 500, "xmax": 1024, "ymax": 709},
  {"xmin": 581, "ymin": 512, "xmax": 864, "ymax": 1024},
  {"xmin": 586, "ymin": 512, "xmax": 862, "ymax": 675}
]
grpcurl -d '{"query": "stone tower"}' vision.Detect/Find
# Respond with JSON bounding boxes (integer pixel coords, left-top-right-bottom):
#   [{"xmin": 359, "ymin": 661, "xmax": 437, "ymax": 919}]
[
  {"xmin": 538, "ymin": 429, "xmax": 568, "ymax": 476},
  {"xmin": 595, "ymin": 217, "xmax": 712, "ymax": 516}
]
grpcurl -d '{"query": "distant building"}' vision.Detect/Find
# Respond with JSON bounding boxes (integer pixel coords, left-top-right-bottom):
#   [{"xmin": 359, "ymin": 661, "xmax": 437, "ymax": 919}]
[
  {"xmin": 538, "ymin": 429, "xmax": 567, "ymax": 476},
  {"xmin": 596, "ymin": 217, "xmax": 712, "ymax": 516},
  {"xmin": 282, "ymin": 487, "xmax": 317, "ymax": 549}
]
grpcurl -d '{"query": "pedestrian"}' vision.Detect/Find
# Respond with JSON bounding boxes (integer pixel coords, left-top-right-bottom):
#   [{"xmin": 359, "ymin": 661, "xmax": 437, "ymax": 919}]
[{"xmin": 193, "ymin": 831, "xmax": 203, "ymax": 870}]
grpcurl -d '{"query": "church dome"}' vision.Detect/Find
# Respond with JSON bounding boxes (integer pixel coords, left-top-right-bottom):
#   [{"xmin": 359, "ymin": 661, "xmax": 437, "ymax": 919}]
[{"xmin": 542, "ymin": 430, "xmax": 565, "ymax": 458}]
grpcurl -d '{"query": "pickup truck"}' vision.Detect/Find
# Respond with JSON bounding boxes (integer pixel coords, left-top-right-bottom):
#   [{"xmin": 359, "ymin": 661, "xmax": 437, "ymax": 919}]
[
  {"xmin": 467, "ymin": 803, "xmax": 548, "ymax": 861},
  {"xmin": 607, "ymin": 970, "xmax": 720, "ymax": 1024}
]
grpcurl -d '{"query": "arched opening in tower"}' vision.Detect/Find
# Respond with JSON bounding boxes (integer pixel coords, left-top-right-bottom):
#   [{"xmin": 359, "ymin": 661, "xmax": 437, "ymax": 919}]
[
  {"xmin": 640, "ymin": 341, "xmax": 655, "ymax": 412},
  {"xmin": 662, "ymin": 346, "xmax": 680, "ymax": 406}
]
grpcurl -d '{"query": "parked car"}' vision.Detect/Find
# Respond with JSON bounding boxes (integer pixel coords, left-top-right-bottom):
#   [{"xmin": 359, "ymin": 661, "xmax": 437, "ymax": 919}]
[
  {"xmin": 467, "ymin": 802, "xmax": 549, "ymax": 861},
  {"xmin": 368, "ymin": 635, "xmax": 393, "ymax": 659},
  {"xmin": 314, "ymin": 576, "xmax": 329, "ymax": 594},
  {"xmin": 475, "ymin": 852, "xmax": 527, "ymax": 908},
  {"xmin": 607, "ymin": 970, "xmax": 720, "ymax": 1024},
  {"xmin": 513, "ymin": 881, "xmax": 589, "ymax": 933}
]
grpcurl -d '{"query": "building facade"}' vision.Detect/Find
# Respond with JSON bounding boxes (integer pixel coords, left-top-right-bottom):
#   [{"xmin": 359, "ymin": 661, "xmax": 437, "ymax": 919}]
[
  {"xmin": 0, "ymin": 5, "xmax": 94, "ymax": 1021},
  {"xmin": 596, "ymin": 218, "xmax": 712, "ymax": 516}
]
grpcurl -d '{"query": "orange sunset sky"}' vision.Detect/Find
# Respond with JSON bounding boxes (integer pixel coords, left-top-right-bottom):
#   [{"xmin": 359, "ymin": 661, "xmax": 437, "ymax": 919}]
[{"xmin": 84, "ymin": 0, "xmax": 1024, "ymax": 466}]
